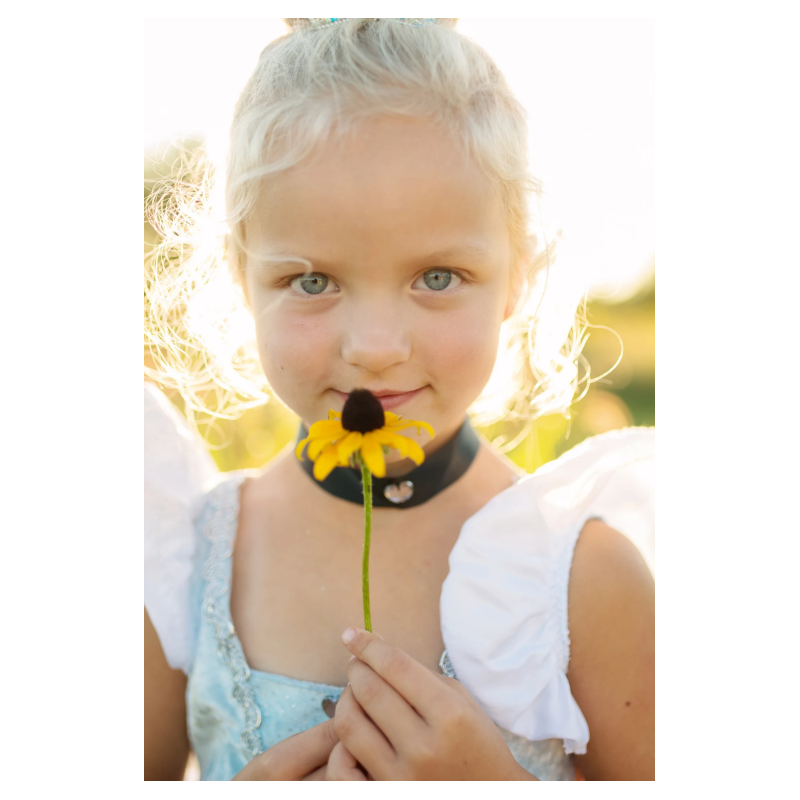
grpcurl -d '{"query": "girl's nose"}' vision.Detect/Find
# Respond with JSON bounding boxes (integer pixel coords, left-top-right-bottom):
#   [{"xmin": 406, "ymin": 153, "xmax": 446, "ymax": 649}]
[{"xmin": 340, "ymin": 307, "xmax": 412, "ymax": 374}]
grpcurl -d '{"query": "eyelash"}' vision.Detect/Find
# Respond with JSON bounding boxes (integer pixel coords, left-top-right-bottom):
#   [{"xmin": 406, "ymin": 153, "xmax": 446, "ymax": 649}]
[{"xmin": 284, "ymin": 269, "xmax": 467, "ymax": 297}]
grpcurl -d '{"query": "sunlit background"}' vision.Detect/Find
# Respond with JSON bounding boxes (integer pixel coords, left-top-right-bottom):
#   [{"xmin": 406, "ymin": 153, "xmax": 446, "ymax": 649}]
[{"xmin": 144, "ymin": 18, "xmax": 654, "ymax": 474}]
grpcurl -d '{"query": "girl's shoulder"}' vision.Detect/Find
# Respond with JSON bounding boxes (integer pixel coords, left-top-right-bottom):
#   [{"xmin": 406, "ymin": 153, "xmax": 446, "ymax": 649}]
[
  {"xmin": 144, "ymin": 383, "xmax": 218, "ymax": 496},
  {"xmin": 440, "ymin": 426, "xmax": 654, "ymax": 755},
  {"xmin": 458, "ymin": 425, "xmax": 655, "ymax": 572},
  {"xmin": 144, "ymin": 382, "xmax": 225, "ymax": 674},
  {"xmin": 145, "ymin": 467, "xmax": 251, "ymax": 675}
]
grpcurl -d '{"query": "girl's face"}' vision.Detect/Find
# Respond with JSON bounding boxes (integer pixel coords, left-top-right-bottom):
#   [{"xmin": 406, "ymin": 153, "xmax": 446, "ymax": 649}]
[{"xmin": 244, "ymin": 115, "xmax": 521, "ymax": 464}]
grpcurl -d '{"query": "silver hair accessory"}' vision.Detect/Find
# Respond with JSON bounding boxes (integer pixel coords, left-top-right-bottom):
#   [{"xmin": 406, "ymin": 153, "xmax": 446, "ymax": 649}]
[{"xmin": 307, "ymin": 18, "xmax": 437, "ymax": 30}]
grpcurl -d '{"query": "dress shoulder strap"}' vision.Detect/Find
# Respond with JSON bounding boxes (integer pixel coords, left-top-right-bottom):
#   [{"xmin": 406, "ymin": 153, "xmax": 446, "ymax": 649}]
[
  {"xmin": 194, "ymin": 471, "xmax": 264, "ymax": 759},
  {"xmin": 197, "ymin": 473, "xmax": 248, "ymax": 561}
]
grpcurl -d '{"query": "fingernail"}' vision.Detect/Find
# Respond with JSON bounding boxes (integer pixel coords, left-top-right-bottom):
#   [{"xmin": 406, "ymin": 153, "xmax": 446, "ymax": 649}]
[
  {"xmin": 342, "ymin": 627, "xmax": 357, "ymax": 644},
  {"xmin": 348, "ymin": 655, "xmax": 356, "ymax": 663}
]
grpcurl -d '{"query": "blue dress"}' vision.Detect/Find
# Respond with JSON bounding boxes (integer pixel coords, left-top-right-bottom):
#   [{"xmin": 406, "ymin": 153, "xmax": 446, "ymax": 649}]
[{"xmin": 185, "ymin": 473, "xmax": 577, "ymax": 780}]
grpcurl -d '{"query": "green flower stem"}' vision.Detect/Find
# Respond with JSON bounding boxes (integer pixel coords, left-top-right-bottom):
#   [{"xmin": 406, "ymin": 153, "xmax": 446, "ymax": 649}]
[{"xmin": 359, "ymin": 458, "xmax": 373, "ymax": 632}]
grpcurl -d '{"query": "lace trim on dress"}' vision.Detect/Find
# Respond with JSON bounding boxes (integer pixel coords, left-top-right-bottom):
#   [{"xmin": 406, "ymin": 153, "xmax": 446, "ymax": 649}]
[
  {"xmin": 200, "ymin": 474, "xmax": 264, "ymax": 760},
  {"xmin": 439, "ymin": 650, "xmax": 456, "ymax": 678},
  {"xmin": 552, "ymin": 525, "xmax": 582, "ymax": 675}
]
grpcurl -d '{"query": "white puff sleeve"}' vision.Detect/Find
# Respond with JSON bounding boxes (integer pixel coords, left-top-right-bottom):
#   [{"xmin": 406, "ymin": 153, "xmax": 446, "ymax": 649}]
[
  {"xmin": 144, "ymin": 383, "xmax": 218, "ymax": 673},
  {"xmin": 440, "ymin": 427, "xmax": 654, "ymax": 755}
]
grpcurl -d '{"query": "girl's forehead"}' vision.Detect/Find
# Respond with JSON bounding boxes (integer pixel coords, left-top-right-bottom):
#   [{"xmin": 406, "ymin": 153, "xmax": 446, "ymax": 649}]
[{"xmin": 247, "ymin": 116, "xmax": 509, "ymax": 256}]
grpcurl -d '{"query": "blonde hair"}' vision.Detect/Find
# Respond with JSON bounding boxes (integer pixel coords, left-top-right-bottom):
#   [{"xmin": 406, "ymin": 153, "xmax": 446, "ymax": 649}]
[{"xmin": 145, "ymin": 18, "xmax": 592, "ymax": 447}]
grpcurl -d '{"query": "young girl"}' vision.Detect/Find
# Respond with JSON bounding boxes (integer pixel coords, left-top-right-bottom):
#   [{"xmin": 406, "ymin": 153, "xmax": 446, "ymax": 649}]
[{"xmin": 144, "ymin": 18, "xmax": 654, "ymax": 781}]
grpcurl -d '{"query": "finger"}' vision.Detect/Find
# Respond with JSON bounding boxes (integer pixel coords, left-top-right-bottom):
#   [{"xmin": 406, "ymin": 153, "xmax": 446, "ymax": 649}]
[
  {"xmin": 326, "ymin": 741, "xmax": 368, "ymax": 781},
  {"xmin": 347, "ymin": 656, "xmax": 427, "ymax": 749},
  {"xmin": 334, "ymin": 684, "xmax": 397, "ymax": 780},
  {"xmin": 234, "ymin": 718, "xmax": 339, "ymax": 780},
  {"xmin": 440, "ymin": 675, "xmax": 485, "ymax": 714},
  {"xmin": 341, "ymin": 628, "xmax": 451, "ymax": 722},
  {"xmin": 281, "ymin": 717, "xmax": 340, "ymax": 778}
]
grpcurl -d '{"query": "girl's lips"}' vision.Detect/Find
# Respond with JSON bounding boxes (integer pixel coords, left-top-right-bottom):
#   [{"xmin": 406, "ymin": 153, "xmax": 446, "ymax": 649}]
[
  {"xmin": 332, "ymin": 387, "xmax": 426, "ymax": 411},
  {"xmin": 374, "ymin": 387, "xmax": 426, "ymax": 411}
]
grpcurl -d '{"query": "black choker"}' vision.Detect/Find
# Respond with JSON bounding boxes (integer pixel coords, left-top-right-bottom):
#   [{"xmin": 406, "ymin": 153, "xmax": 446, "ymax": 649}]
[{"xmin": 296, "ymin": 417, "xmax": 481, "ymax": 509}]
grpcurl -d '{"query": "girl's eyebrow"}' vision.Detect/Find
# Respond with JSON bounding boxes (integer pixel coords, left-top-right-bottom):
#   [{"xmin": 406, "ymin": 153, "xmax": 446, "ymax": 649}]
[
  {"xmin": 415, "ymin": 244, "xmax": 494, "ymax": 263},
  {"xmin": 252, "ymin": 244, "xmax": 494, "ymax": 272}
]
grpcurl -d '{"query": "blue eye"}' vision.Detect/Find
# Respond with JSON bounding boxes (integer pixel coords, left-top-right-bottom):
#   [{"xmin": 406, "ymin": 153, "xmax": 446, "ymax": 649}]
[
  {"xmin": 291, "ymin": 273, "xmax": 330, "ymax": 295},
  {"xmin": 421, "ymin": 269, "xmax": 460, "ymax": 291}
]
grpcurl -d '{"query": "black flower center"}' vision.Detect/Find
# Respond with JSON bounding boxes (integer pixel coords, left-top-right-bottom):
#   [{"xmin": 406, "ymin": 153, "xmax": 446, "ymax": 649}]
[{"xmin": 341, "ymin": 389, "xmax": 385, "ymax": 433}]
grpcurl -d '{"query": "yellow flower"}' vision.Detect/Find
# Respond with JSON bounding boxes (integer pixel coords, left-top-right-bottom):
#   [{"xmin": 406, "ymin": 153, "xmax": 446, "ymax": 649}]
[{"xmin": 296, "ymin": 389, "xmax": 435, "ymax": 481}]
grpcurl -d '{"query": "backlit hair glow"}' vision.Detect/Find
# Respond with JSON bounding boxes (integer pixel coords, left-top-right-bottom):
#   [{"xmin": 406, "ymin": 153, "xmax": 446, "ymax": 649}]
[{"xmin": 144, "ymin": 18, "xmax": 594, "ymax": 447}]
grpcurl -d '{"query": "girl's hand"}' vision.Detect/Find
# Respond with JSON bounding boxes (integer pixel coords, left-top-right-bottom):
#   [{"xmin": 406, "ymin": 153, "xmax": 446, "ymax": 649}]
[
  {"xmin": 232, "ymin": 718, "xmax": 338, "ymax": 780},
  {"xmin": 329, "ymin": 628, "xmax": 537, "ymax": 781}
]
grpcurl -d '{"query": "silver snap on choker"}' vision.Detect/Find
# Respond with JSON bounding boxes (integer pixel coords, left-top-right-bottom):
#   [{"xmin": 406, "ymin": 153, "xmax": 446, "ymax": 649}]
[
  {"xmin": 384, "ymin": 480, "xmax": 414, "ymax": 504},
  {"xmin": 296, "ymin": 418, "xmax": 481, "ymax": 509}
]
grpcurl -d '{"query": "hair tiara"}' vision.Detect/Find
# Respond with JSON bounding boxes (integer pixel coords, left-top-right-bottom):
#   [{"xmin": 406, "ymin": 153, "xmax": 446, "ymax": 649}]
[{"xmin": 286, "ymin": 18, "xmax": 455, "ymax": 32}]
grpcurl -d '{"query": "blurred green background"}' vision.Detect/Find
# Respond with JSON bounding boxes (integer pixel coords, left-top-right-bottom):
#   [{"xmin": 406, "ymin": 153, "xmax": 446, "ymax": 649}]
[{"xmin": 145, "ymin": 144, "xmax": 654, "ymax": 475}]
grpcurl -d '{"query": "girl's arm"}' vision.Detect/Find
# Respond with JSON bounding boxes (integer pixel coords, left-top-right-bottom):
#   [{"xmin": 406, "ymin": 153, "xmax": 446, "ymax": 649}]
[
  {"xmin": 567, "ymin": 519, "xmax": 655, "ymax": 780},
  {"xmin": 144, "ymin": 607, "xmax": 190, "ymax": 780},
  {"xmin": 332, "ymin": 517, "xmax": 655, "ymax": 780}
]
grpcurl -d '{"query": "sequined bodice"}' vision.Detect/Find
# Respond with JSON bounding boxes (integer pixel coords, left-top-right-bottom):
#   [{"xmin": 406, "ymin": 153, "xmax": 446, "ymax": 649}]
[{"xmin": 186, "ymin": 474, "xmax": 576, "ymax": 781}]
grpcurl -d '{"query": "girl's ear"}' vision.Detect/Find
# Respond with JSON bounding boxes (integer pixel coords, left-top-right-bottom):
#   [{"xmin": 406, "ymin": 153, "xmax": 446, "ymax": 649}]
[{"xmin": 504, "ymin": 235, "xmax": 536, "ymax": 321}]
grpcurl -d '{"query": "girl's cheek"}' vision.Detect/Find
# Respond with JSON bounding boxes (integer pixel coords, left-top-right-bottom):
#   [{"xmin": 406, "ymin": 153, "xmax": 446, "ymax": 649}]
[
  {"xmin": 425, "ymin": 306, "xmax": 502, "ymax": 388},
  {"xmin": 256, "ymin": 308, "xmax": 337, "ymax": 398}
]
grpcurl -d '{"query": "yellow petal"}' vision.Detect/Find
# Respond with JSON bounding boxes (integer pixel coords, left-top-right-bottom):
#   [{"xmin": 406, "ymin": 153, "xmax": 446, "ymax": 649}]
[
  {"xmin": 313, "ymin": 444, "xmax": 341, "ymax": 481},
  {"xmin": 360, "ymin": 433, "xmax": 386, "ymax": 478},
  {"xmin": 295, "ymin": 436, "xmax": 311, "ymax": 460},
  {"xmin": 308, "ymin": 418, "xmax": 345, "ymax": 439},
  {"xmin": 328, "ymin": 409, "xmax": 342, "ymax": 420},
  {"xmin": 336, "ymin": 431, "xmax": 363, "ymax": 463},
  {"xmin": 384, "ymin": 419, "xmax": 435, "ymax": 439},
  {"xmin": 373, "ymin": 430, "xmax": 426, "ymax": 465},
  {"xmin": 309, "ymin": 434, "xmax": 342, "ymax": 460},
  {"xmin": 384, "ymin": 411, "xmax": 401, "ymax": 425}
]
